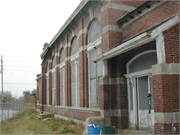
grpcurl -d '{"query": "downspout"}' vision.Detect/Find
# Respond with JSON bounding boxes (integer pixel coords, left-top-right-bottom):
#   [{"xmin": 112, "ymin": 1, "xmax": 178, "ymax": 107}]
[{"xmin": 41, "ymin": 61, "xmax": 44, "ymax": 114}]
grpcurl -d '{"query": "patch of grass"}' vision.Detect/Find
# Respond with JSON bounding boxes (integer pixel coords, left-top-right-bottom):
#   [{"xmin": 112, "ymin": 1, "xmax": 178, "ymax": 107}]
[{"xmin": 0, "ymin": 103, "xmax": 85, "ymax": 134}]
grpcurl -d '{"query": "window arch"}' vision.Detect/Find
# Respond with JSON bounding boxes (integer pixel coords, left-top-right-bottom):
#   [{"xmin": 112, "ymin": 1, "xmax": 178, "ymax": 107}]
[
  {"xmin": 59, "ymin": 49, "xmax": 65, "ymax": 106},
  {"xmin": 52, "ymin": 56, "xmax": 55, "ymax": 68},
  {"xmin": 60, "ymin": 49, "xmax": 65, "ymax": 63},
  {"xmin": 127, "ymin": 50, "xmax": 157, "ymax": 74},
  {"xmin": 71, "ymin": 37, "xmax": 80, "ymax": 107},
  {"xmin": 87, "ymin": 19, "xmax": 102, "ymax": 108},
  {"xmin": 71, "ymin": 37, "xmax": 79, "ymax": 55},
  {"xmin": 88, "ymin": 19, "xmax": 101, "ymax": 44}
]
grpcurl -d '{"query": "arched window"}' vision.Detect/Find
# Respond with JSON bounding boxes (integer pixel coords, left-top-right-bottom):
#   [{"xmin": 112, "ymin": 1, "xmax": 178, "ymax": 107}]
[
  {"xmin": 128, "ymin": 51, "xmax": 157, "ymax": 73},
  {"xmin": 46, "ymin": 62, "xmax": 49, "ymax": 105},
  {"xmin": 87, "ymin": 19, "xmax": 102, "ymax": 108},
  {"xmin": 52, "ymin": 57, "xmax": 56, "ymax": 105},
  {"xmin": 71, "ymin": 37, "xmax": 80, "ymax": 107},
  {"xmin": 59, "ymin": 49, "xmax": 65, "ymax": 106},
  {"xmin": 88, "ymin": 19, "xmax": 101, "ymax": 43}
]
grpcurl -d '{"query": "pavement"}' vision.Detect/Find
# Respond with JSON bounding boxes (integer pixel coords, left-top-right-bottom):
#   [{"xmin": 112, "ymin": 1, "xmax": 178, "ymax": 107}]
[{"xmin": 120, "ymin": 129, "xmax": 155, "ymax": 135}]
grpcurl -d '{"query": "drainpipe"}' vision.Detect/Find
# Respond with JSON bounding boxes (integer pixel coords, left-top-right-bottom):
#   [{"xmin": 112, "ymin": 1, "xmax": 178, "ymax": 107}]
[{"xmin": 41, "ymin": 61, "xmax": 44, "ymax": 114}]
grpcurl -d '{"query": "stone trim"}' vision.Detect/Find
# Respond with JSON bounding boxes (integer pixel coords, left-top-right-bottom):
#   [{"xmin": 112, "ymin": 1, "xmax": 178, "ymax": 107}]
[
  {"xmin": 65, "ymin": 56, "xmax": 71, "ymax": 62},
  {"xmin": 77, "ymin": 28, "xmax": 87, "ymax": 39},
  {"xmin": 99, "ymin": 77, "xmax": 127, "ymax": 85},
  {"xmin": 87, "ymin": 37, "xmax": 102, "ymax": 52},
  {"xmin": 100, "ymin": 109, "xmax": 128, "ymax": 117},
  {"xmin": 54, "ymin": 114, "xmax": 84, "ymax": 124},
  {"xmin": 64, "ymin": 42, "xmax": 71, "ymax": 49},
  {"xmin": 101, "ymin": 2, "xmax": 135, "ymax": 13},
  {"xmin": 54, "ymin": 106, "xmax": 100, "ymax": 114},
  {"xmin": 155, "ymin": 112, "xmax": 180, "ymax": 123},
  {"xmin": 152, "ymin": 63, "xmax": 180, "ymax": 75},
  {"xmin": 102, "ymin": 24, "xmax": 120, "ymax": 34},
  {"xmin": 79, "ymin": 45, "xmax": 87, "ymax": 52}
]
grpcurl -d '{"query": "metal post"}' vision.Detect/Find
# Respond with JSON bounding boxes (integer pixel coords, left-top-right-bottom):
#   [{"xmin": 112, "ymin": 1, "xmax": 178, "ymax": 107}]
[
  {"xmin": 1, "ymin": 56, "xmax": 3, "ymax": 101},
  {"xmin": 8, "ymin": 103, "xmax": 9, "ymax": 120},
  {"xmin": 1, "ymin": 103, "xmax": 3, "ymax": 123}
]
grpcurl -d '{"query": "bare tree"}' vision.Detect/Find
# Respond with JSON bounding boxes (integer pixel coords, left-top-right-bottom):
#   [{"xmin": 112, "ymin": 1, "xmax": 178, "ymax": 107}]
[{"xmin": 0, "ymin": 91, "xmax": 13, "ymax": 102}]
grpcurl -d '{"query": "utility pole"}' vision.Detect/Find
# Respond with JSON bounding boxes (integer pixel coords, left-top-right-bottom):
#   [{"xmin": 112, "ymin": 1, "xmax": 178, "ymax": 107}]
[{"xmin": 1, "ymin": 55, "xmax": 3, "ymax": 101}]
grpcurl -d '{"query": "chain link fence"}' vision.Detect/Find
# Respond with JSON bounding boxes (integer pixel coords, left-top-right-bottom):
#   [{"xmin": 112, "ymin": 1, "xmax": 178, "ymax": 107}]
[{"xmin": 0, "ymin": 102, "xmax": 24, "ymax": 124}]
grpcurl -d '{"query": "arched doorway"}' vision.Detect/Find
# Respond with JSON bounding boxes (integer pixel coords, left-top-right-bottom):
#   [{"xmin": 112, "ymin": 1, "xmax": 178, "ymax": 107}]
[{"xmin": 125, "ymin": 50, "xmax": 157, "ymax": 129}]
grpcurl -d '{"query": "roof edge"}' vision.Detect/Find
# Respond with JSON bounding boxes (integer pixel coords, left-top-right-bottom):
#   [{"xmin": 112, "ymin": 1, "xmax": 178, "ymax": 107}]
[
  {"xmin": 48, "ymin": 0, "xmax": 89, "ymax": 47},
  {"xmin": 117, "ymin": 1, "xmax": 155, "ymax": 25}
]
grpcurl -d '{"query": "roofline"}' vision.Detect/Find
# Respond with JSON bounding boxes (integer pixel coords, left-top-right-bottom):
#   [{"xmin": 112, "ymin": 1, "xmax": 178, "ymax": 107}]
[
  {"xmin": 48, "ymin": 0, "xmax": 88, "ymax": 47},
  {"xmin": 41, "ymin": 0, "xmax": 93, "ymax": 59}
]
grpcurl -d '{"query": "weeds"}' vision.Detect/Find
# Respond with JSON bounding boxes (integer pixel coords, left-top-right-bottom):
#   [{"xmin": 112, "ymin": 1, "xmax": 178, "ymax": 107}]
[{"xmin": 0, "ymin": 103, "xmax": 85, "ymax": 134}]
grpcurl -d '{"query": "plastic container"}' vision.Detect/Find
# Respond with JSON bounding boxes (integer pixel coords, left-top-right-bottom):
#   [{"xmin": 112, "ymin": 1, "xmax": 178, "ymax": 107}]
[
  {"xmin": 101, "ymin": 126, "xmax": 115, "ymax": 134},
  {"xmin": 88, "ymin": 125, "xmax": 100, "ymax": 135}
]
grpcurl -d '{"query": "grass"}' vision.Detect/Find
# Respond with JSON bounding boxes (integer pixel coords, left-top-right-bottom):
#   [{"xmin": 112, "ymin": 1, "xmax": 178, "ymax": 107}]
[{"xmin": 0, "ymin": 103, "xmax": 85, "ymax": 134}]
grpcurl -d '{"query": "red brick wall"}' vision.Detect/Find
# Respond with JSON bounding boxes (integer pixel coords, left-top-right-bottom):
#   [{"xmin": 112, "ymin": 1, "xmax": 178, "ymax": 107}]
[
  {"xmin": 164, "ymin": 23, "xmax": 179, "ymax": 63},
  {"xmin": 101, "ymin": 9, "xmax": 128, "ymax": 52},
  {"xmin": 122, "ymin": 1, "xmax": 179, "ymax": 41},
  {"xmin": 155, "ymin": 123, "xmax": 179, "ymax": 134},
  {"xmin": 153, "ymin": 74, "xmax": 179, "ymax": 112},
  {"xmin": 100, "ymin": 84, "xmax": 110, "ymax": 110},
  {"xmin": 44, "ymin": 106, "xmax": 51, "ymax": 113},
  {"xmin": 111, "ymin": 116, "xmax": 128, "ymax": 129}
]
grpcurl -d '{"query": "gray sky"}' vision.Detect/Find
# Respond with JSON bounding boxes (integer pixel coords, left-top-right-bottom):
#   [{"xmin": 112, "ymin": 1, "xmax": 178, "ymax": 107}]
[{"xmin": 0, "ymin": 0, "xmax": 82, "ymax": 98}]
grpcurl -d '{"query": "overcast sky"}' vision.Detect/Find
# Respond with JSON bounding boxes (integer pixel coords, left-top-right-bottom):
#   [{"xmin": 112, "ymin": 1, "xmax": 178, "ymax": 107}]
[{"xmin": 0, "ymin": 0, "xmax": 82, "ymax": 98}]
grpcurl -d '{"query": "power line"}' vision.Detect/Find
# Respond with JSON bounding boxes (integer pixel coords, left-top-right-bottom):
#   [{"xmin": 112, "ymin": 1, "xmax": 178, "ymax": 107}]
[
  {"xmin": 5, "ymin": 71, "xmax": 40, "ymax": 74},
  {"xmin": 4, "ymin": 66, "xmax": 40, "ymax": 70},
  {"xmin": 3, "ymin": 55, "xmax": 41, "ymax": 59},
  {"xmin": 3, "ymin": 60, "xmax": 41, "ymax": 63},
  {"xmin": 1, "ymin": 55, "xmax": 3, "ymax": 100},
  {"xmin": 3, "ymin": 65, "xmax": 40, "ymax": 68},
  {"xmin": 3, "ymin": 83, "xmax": 36, "ymax": 85}
]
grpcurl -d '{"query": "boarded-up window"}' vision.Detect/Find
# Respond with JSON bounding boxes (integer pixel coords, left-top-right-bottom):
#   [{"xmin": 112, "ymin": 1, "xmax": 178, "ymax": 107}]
[
  {"xmin": 89, "ymin": 49, "xmax": 102, "ymax": 107},
  {"xmin": 46, "ymin": 76, "xmax": 49, "ymax": 105},
  {"xmin": 60, "ymin": 49, "xmax": 65, "ymax": 106},
  {"xmin": 52, "ymin": 72, "xmax": 56, "ymax": 105},
  {"xmin": 88, "ymin": 19, "xmax": 102, "ymax": 108},
  {"xmin": 129, "ymin": 52, "xmax": 157, "ymax": 73},
  {"xmin": 88, "ymin": 19, "xmax": 101, "ymax": 43},
  {"xmin": 52, "ymin": 57, "xmax": 56, "ymax": 105},
  {"xmin": 71, "ymin": 37, "xmax": 80, "ymax": 107}
]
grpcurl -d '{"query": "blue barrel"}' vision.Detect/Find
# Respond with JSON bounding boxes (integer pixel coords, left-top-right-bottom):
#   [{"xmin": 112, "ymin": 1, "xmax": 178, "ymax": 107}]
[{"xmin": 88, "ymin": 125, "xmax": 100, "ymax": 135}]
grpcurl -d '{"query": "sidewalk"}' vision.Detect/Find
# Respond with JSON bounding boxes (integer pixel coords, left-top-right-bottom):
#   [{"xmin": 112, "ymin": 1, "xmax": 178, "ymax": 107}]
[{"xmin": 120, "ymin": 129, "xmax": 155, "ymax": 135}]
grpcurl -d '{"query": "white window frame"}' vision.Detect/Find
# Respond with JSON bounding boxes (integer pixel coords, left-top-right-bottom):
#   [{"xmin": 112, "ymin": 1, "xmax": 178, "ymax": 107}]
[
  {"xmin": 87, "ymin": 37, "xmax": 102, "ymax": 107},
  {"xmin": 59, "ymin": 62, "xmax": 65, "ymax": 106},
  {"xmin": 46, "ymin": 72, "xmax": 49, "ymax": 105},
  {"xmin": 52, "ymin": 68, "xmax": 56, "ymax": 105},
  {"xmin": 71, "ymin": 52, "xmax": 79, "ymax": 107}
]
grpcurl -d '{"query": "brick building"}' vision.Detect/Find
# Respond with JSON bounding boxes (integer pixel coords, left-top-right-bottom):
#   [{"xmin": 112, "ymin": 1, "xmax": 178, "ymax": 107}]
[{"xmin": 36, "ymin": 0, "xmax": 179, "ymax": 134}]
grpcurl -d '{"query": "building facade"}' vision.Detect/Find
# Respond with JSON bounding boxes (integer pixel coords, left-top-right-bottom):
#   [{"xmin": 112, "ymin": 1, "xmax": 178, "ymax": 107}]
[{"xmin": 36, "ymin": 0, "xmax": 179, "ymax": 134}]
